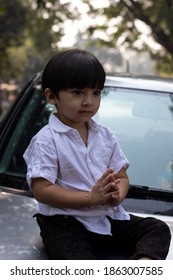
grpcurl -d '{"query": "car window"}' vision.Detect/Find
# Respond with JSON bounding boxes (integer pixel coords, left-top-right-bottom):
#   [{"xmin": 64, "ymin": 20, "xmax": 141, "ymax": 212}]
[{"xmin": 94, "ymin": 87, "xmax": 173, "ymax": 191}]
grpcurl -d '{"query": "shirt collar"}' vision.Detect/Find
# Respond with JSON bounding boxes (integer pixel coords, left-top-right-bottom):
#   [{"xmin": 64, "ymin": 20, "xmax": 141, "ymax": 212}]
[{"xmin": 49, "ymin": 113, "xmax": 99, "ymax": 133}]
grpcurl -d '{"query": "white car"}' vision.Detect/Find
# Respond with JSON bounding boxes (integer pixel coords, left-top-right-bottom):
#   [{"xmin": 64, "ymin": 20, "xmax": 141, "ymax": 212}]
[{"xmin": 0, "ymin": 73, "xmax": 173, "ymax": 259}]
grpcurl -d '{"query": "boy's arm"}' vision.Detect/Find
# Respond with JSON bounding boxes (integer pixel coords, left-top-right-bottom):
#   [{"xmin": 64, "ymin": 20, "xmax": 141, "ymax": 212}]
[
  {"xmin": 31, "ymin": 169, "xmax": 119, "ymax": 209},
  {"xmin": 31, "ymin": 177, "xmax": 91, "ymax": 208}
]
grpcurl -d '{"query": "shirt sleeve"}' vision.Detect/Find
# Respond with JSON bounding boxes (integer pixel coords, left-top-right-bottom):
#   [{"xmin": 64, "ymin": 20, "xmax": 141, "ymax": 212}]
[
  {"xmin": 24, "ymin": 141, "xmax": 59, "ymax": 187},
  {"xmin": 108, "ymin": 132, "xmax": 129, "ymax": 172}
]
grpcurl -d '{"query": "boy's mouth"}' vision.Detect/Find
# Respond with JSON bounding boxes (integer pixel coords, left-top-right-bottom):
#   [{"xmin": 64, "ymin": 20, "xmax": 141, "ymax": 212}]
[{"xmin": 79, "ymin": 110, "xmax": 93, "ymax": 114}]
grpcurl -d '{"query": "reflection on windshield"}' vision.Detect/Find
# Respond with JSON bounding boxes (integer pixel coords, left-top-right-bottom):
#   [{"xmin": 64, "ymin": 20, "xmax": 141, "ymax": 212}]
[{"xmin": 94, "ymin": 87, "xmax": 173, "ymax": 191}]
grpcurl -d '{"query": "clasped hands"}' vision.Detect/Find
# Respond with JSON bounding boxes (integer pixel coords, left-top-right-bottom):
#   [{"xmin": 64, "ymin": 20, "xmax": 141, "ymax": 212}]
[{"xmin": 90, "ymin": 168, "xmax": 121, "ymax": 207}]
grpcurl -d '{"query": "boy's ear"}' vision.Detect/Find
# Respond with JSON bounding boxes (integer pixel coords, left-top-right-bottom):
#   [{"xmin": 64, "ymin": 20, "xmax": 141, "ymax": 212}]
[{"xmin": 44, "ymin": 88, "xmax": 56, "ymax": 104}]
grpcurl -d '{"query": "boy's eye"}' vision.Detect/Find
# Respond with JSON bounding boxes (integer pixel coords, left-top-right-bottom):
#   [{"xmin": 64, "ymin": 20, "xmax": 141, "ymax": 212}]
[
  {"xmin": 93, "ymin": 90, "xmax": 101, "ymax": 96},
  {"xmin": 72, "ymin": 90, "xmax": 83, "ymax": 96},
  {"xmin": 70, "ymin": 89, "xmax": 101, "ymax": 96}
]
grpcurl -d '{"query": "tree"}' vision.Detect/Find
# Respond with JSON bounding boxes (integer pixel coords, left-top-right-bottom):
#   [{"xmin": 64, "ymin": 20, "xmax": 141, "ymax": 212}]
[
  {"xmin": 0, "ymin": 0, "xmax": 78, "ymax": 82},
  {"xmin": 82, "ymin": 0, "xmax": 173, "ymax": 75},
  {"xmin": 0, "ymin": 0, "xmax": 27, "ymax": 80}
]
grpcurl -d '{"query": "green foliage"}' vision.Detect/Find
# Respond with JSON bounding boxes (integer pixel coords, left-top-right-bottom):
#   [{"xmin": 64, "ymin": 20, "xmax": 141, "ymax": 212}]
[
  {"xmin": 0, "ymin": 0, "xmax": 27, "ymax": 81},
  {"xmin": 1, "ymin": 0, "xmax": 173, "ymax": 81},
  {"xmin": 0, "ymin": 0, "xmax": 27, "ymax": 47},
  {"xmin": 82, "ymin": 0, "xmax": 173, "ymax": 75},
  {"xmin": 0, "ymin": 0, "xmax": 76, "ymax": 82}
]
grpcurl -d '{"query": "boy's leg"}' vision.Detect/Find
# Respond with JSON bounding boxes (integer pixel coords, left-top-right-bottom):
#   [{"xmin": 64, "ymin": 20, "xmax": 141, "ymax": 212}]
[
  {"xmin": 109, "ymin": 214, "xmax": 171, "ymax": 259},
  {"xmin": 34, "ymin": 214, "xmax": 95, "ymax": 260}
]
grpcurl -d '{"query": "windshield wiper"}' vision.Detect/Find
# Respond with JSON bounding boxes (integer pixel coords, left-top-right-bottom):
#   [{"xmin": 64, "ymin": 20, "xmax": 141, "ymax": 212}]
[{"xmin": 128, "ymin": 184, "xmax": 173, "ymax": 202}]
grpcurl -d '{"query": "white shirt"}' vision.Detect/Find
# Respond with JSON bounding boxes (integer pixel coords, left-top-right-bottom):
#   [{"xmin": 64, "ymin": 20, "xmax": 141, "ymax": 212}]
[{"xmin": 23, "ymin": 113, "xmax": 130, "ymax": 235}]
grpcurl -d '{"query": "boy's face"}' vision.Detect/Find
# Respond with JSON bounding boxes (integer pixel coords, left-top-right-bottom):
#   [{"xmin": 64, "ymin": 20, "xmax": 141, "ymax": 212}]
[{"xmin": 46, "ymin": 88, "xmax": 101, "ymax": 128}]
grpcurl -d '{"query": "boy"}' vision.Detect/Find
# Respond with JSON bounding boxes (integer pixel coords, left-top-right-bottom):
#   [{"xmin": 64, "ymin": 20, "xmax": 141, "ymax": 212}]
[{"xmin": 24, "ymin": 49, "xmax": 171, "ymax": 259}]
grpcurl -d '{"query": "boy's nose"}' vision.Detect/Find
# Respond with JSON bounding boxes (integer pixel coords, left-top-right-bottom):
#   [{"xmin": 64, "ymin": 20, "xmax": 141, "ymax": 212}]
[{"xmin": 82, "ymin": 94, "xmax": 93, "ymax": 105}]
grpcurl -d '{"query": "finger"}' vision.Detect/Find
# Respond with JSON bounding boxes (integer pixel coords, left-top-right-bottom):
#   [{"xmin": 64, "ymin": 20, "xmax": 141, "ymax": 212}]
[
  {"xmin": 108, "ymin": 172, "xmax": 119, "ymax": 182},
  {"xmin": 99, "ymin": 174, "xmax": 117, "ymax": 190},
  {"xmin": 102, "ymin": 181, "xmax": 119, "ymax": 193},
  {"xmin": 111, "ymin": 179, "xmax": 120, "ymax": 187},
  {"xmin": 103, "ymin": 190, "xmax": 119, "ymax": 201},
  {"xmin": 98, "ymin": 169, "xmax": 114, "ymax": 182}
]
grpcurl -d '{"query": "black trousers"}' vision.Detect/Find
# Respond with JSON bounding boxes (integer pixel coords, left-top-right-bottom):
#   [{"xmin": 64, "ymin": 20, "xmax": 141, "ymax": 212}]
[{"xmin": 34, "ymin": 213, "xmax": 171, "ymax": 260}]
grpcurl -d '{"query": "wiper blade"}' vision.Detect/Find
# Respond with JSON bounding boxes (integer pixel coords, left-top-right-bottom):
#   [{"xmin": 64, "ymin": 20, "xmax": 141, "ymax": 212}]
[{"xmin": 128, "ymin": 184, "xmax": 173, "ymax": 202}]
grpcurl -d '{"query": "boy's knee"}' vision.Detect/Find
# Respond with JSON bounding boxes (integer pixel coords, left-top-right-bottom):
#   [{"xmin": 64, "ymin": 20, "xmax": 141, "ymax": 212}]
[{"xmin": 150, "ymin": 217, "xmax": 171, "ymax": 240}]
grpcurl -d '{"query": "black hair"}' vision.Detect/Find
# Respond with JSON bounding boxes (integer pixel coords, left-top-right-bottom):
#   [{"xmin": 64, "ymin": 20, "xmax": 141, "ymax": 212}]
[{"xmin": 41, "ymin": 49, "xmax": 105, "ymax": 96}]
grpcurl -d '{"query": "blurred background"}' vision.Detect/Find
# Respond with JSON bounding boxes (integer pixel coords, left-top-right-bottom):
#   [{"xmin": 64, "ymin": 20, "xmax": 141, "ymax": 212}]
[{"xmin": 0, "ymin": 0, "xmax": 173, "ymax": 118}]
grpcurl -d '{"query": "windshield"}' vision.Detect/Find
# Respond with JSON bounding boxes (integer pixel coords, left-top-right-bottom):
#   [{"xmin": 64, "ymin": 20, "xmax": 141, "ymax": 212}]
[
  {"xmin": 0, "ymin": 82, "xmax": 173, "ymax": 192},
  {"xmin": 94, "ymin": 86, "xmax": 173, "ymax": 191}
]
